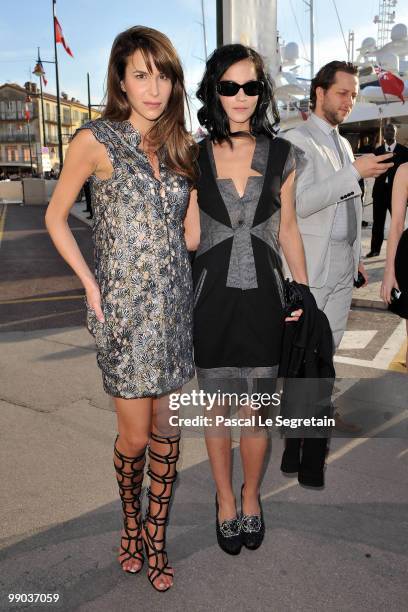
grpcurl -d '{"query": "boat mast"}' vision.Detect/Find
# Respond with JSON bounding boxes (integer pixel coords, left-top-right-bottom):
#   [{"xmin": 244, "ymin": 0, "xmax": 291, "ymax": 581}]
[
  {"xmin": 303, "ymin": 0, "xmax": 315, "ymax": 80},
  {"xmin": 374, "ymin": 0, "xmax": 397, "ymax": 49},
  {"xmin": 200, "ymin": 0, "xmax": 208, "ymax": 60}
]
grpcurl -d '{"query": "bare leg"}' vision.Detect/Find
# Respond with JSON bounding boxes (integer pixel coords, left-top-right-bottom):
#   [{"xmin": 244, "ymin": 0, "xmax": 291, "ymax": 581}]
[
  {"xmin": 114, "ymin": 397, "xmax": 152, "ymax": 574},
  {"xmin": 142, "ymin": 394, "xmax": 180, "ymax": 592},
  {"xmin": 204, "ymin": 400, "xmax": 237, "ymax": 521},
  {"xmin": 239, "ymin": 404, "xmax": 268, "ymax": 515}
]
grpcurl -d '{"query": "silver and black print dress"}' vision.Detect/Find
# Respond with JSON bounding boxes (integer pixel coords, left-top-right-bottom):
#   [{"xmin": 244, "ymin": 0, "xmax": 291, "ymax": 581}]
[{"xmin": 76, "ymin": 119, "xmax": 194, "ymax": 398}]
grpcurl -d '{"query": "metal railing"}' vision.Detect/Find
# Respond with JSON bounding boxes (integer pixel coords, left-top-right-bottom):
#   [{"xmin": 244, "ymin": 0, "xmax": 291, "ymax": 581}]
[
  {"xmin": 0, "ymin": 153, "xmax": 31, "ymax": 163},
  {"xmin": 0, "ymin": 133, "xmax": 34, "ymax": 143}
]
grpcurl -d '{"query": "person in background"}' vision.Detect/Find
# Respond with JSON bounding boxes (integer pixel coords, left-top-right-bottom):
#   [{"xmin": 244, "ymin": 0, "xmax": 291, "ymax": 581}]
[
  {"xmin": 366, "ymin": 123, "xmax": 408, "ymax": 258},
  {"xmin": 82, "ymin": 178, "xmax": 93, "ymax": 219},
  {"xmin": 283, "ymin": 60, "xmax": 393, "ymax": 433},
  {"xmin": 358, "ymin": 135, "xmax": 374, "ymax": 154}
]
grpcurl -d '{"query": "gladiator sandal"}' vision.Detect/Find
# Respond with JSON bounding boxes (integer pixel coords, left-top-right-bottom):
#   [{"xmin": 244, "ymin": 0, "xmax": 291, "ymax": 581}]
[
  {"xmin": 114, "ymin": 436, "xmax": 146, "ymax": 574},
  {"xmin": 143, "ymin": 431, "xmax": 180, "ymax": 592}
]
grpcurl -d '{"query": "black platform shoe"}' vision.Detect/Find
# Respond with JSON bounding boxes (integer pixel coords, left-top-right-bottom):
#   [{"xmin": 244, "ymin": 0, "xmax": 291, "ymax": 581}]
[
  {"xmin": 240, "ymin": 485, "xmax": 265, "ymax": 550},
  {"xmin": 215, "ymin": 495, "xmax": 242, "ymax": 555}
]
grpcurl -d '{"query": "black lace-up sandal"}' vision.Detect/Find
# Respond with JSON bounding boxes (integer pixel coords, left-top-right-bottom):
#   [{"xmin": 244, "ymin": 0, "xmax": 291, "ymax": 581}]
[
  {"xmin": 240, "ymin": 484, "xmax": 265, "ymax": 550},
  {"xmin": 215, "ymin": 494, "xmax": 242, "ymax": 555},
  {"xmin": 113, "ymin": 437, "xmax": 146, "ymax": 574},
  {"xmin": 143, "ymin": 431, "xmax": 180, "ymax": 592}
]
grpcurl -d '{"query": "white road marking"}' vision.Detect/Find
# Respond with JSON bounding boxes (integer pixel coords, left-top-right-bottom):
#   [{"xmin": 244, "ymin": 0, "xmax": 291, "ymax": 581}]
[
  {"xmin": 261, "ymin": 410, "xmax": 408, "ymax": 500},
  {"xmin": 0, "ymin": 308, "xmax": 83, "ymax": 329},
  {"xmin": 339, "ymin": 330, "xmax": 377, "ymax": 350},
  {"xmin": 334, "ymin": 320, "xmax": 406, "ymax": 370},
  {"xmin": 397, "ymin": 448, "xmax": 408, "ymax": 459},
  {"xmin": 364, "ymin": 261, "xmax": 388, "ymax": 270}
]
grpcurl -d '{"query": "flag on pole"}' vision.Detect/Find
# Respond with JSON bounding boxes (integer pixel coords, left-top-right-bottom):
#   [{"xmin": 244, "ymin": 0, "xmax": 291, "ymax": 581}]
[
  {"xmin": 374, "ymin": 65, "xmax": 405, "ymax": 103},
  {"xmin": 33, "ymin": 60, "xmax": 48, "ymax": 86},
  {"xmin": 54, "ymin": 16, "xmax": 74, "ymax": 57},
  {"xmin": 25, "ymin": 95, "xmax": 32, "ymax": 122}
]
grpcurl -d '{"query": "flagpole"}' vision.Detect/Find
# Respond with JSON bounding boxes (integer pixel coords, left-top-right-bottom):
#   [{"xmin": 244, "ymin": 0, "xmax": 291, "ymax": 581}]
[
  {"xmin": 52, "ymin": 0, "xmax": 64, "ymax": 170},
  {"xmin": 37, "ymin": 48, "xmax": 47, "ymax": 150}
]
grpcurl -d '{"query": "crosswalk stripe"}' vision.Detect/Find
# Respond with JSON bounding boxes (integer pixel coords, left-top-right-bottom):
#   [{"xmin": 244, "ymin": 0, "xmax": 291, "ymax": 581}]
[{"xmin": 0, "ymin": 308, "xmax": 84, "ymax": 329}]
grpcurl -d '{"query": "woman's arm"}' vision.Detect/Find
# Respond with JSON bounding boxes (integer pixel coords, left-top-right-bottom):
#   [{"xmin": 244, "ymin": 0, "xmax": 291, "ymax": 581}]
[
  {"xmin": 381, "ymin": 163, "xmax": 408, "ymax": 304},
  {"xmin": 279, "ymin": 169, "xmax": 308, "ymax": 322},
  {"xmin": 279, "ymin": 169, "xmax": 308, "ymax": 285},
  {"xmin": 183, "ymin": 188, "xmax": 200, "ymax": 252},
  {"xmin": 45, "ymin": 129, "xmax": 105, "ymax": 321}
]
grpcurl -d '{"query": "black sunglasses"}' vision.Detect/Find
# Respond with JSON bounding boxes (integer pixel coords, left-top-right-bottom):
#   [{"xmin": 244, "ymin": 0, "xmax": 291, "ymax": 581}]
[{"xmin": 216, "ymin": 80, "xmax": 264, "ymax": 97}]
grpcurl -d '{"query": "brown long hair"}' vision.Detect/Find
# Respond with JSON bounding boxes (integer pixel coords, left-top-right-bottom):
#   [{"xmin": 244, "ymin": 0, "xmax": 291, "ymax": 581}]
[{"xmin": 102, "ymin": 26, "xmax": 197, "ymax": 182}]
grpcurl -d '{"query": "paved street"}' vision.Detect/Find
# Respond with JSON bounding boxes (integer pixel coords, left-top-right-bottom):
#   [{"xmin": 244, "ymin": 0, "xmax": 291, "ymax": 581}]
[
  {"xmin": 0, "ymin": 203, "xmax": 407, "ymax": 611},
  {"xmin": 0, "ymin": 203, "xmax": 92, "ymax": 332}
]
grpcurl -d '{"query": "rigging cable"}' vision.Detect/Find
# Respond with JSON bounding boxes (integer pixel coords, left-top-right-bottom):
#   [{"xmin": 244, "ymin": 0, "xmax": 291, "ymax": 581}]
[
  {"xmin": 331, "ymin": 0, "xmax": 349, "ymax": 56},
  {"xmin": 289, "ymin": 0, "xmax": 309, "ymax": 61}
]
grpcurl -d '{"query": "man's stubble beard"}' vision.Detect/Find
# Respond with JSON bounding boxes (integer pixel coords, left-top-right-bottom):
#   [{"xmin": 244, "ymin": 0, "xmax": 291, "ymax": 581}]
[{"xmin": 322, "ymin": 103, "xmax": 346, "ymax": 128}]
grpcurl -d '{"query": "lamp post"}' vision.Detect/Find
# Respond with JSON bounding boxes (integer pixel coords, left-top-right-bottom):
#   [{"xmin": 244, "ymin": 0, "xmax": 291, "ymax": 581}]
[{"xmin": 25, "ymin": 96, "xmax": 34, "ymax": 177}]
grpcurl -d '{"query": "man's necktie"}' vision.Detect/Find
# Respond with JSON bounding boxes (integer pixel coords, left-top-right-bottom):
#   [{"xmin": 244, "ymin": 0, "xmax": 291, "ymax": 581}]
[{"xmin": 331, "ymin": 129, "xmax": 345, "ymax": 166}]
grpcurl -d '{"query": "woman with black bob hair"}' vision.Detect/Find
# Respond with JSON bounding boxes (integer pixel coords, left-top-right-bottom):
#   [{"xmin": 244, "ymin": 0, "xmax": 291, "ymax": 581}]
[
  {"xmin": 197, "ymin": 44, "xmax": 279, "ymax": 142},
  {"xmin": 192, "ymin": 44, "xmax": 308, "ymax": 555}
]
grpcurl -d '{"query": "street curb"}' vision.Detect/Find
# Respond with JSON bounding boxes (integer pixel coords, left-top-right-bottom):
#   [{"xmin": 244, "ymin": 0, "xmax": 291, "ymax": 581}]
[{"xmin": 351, "ymin": 297, "xmax": 387, "ymax": 310}]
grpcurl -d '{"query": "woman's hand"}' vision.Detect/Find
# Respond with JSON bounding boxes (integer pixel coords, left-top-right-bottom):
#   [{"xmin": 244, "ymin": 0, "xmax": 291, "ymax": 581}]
[
  {"xmin": 381, "ymin": 270, "xmax": 399, "ymax": 305},
  {"xmin": 358, "ymin": 262, "xmax": 368, "ymax": 287},
  {"xmin": 85, "ymin": 282, "xmax": 105, "ymax": 322},
  {"xmin": 285, "ymin": 308, "xmax": 303, "ymax": 322}
]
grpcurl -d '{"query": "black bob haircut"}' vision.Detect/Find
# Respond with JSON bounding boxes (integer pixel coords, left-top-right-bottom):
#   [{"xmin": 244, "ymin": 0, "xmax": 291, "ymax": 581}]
[{"xmin": 196, "ymin": 44, "xmax": 280, "ymax": 143}]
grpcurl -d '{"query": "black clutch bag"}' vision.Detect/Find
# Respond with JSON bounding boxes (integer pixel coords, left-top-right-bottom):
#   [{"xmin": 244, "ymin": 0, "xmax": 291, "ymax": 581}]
[
  {"xmin": 283, "ymin": 279, "xmax": 304, "ymax": 316},
  {"xmin": 388, "ymin": 288, "xmax": 405, "ymax": 316}
]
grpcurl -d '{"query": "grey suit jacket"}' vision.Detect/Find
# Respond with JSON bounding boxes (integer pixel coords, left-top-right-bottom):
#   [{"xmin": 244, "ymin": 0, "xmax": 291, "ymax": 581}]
[{"xmin": 283, "ymin": 117, "xmax": 362, "ymax": 288}]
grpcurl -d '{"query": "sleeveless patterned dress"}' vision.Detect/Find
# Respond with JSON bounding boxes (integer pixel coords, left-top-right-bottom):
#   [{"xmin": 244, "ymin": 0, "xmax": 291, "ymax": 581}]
[{"xmin": 76, "ymin": 119, "xmax": 194, "ymax": 398}]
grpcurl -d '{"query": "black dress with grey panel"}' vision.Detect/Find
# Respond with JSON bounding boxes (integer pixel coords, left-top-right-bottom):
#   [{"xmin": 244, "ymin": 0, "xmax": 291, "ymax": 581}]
[{"xmin": 192, "ymin": 135, "xmax": 296, "ymax": 384}]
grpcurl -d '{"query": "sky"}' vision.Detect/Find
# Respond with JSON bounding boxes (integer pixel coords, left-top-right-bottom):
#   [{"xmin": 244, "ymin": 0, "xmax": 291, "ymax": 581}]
[{"xmin": 1, "ymin": 0, "xmax": 408, "ymax": 128}]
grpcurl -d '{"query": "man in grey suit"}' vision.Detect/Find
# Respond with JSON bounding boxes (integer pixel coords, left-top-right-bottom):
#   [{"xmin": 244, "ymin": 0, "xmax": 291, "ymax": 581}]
[{"xmin": 284, "ymin": 61, "xmax": 393, "ymax": 432}]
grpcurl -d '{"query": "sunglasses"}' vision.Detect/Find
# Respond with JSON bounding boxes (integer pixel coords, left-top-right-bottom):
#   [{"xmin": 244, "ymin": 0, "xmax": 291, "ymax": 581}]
[{"xmin": 216, "ymin": 80, "xmax": 264, "ymax": 97}]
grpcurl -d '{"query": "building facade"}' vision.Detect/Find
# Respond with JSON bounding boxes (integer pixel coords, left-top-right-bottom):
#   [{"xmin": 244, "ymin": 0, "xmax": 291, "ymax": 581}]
[{"xmin": 0, "ymin": 81, "xmax": 101, "ymax": 176}]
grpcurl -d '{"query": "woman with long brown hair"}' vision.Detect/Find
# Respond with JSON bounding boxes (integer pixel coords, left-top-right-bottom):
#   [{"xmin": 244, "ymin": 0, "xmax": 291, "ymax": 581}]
[{"xmin": 45, "ymin": 26, "xmax": 199, "ymax": 592}]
